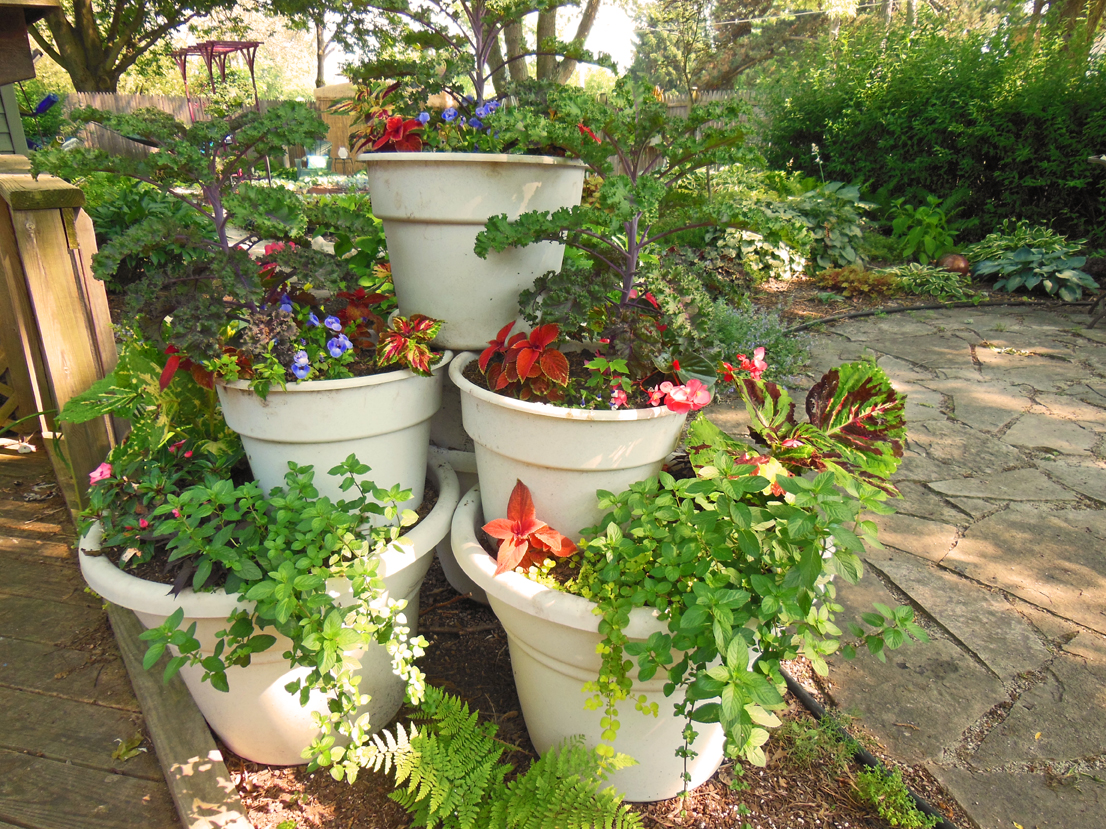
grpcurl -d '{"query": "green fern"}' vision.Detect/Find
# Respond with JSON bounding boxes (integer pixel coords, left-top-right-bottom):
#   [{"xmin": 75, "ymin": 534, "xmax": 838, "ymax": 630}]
[{"xmin": 361, "ymin": 686, "xmax": 641, "ymax": 829}]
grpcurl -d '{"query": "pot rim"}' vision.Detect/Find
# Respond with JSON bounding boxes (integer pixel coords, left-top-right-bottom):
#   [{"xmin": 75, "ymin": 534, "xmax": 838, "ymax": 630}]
[
  {"xmin": 80, "ymin": 458, "xmax": 461, "ymax": 619},
  {"xmin": 450, "ymin": 484, "xmax": 667, "ymax": 640},
  {"xmin": 217, "ymin": 351, "xmax": 453, "ymax": 394},
  {"xmin": 449, "ymin": 352, "xmax": 684, "ymax": 424},
  {"xmin": 356, "ymin": 151, "xmax": 587, "ymax": 169}
]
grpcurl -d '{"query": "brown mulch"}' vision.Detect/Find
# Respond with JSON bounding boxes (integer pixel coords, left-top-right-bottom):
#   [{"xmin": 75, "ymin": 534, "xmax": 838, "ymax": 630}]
[{"xmin": 225, "ymin": 556, "xmax": 975, "ymax": 829}]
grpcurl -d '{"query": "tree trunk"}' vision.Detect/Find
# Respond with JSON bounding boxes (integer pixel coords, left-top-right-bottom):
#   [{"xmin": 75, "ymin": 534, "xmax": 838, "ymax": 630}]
[
  {"xmin": 556, "ymin": 0, "xmax": 603, "ymax": 84},
  {"xmin": 907, "ymin": 0, "xmax": 916, "ymax": 28},
  {"xmin": 315, "ymin": 16, "xmax": 327, "ymax": 88},
  {"xmin": 536, "ymin": 9, "xmax": 558, "ymax": 80},
  {"xmin": 488, "ymin": 32, "xmax": 509, "ymax": 96},
  {"xmin": 503, "ymin": 22, "xmax": 529, "ymax": 82},
  {"xmin": 881, "ymin": 0, "xmax": 893, "ymax": 27}
]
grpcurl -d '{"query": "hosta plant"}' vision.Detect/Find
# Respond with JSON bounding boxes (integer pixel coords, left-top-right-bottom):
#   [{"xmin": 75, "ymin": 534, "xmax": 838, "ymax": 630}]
[
  {"xmin": 564, "ymin": 357, "xmax": 927, "ymax": 773},
  {"xmin": 973, "ymin": 247, "xmax": 1098, "ymax": 301}
]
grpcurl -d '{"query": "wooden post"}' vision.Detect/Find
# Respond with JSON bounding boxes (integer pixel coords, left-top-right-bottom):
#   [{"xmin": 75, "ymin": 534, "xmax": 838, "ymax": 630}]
[{"xmin": 0, "ymin": 154, "xmax": 118, "ymax": 511}]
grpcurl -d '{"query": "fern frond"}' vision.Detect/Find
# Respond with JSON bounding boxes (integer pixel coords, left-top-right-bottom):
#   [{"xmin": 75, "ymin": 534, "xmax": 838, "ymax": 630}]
[{"xmin": 489, "ymin": 737, "xmax": 643, "ymax": 829}]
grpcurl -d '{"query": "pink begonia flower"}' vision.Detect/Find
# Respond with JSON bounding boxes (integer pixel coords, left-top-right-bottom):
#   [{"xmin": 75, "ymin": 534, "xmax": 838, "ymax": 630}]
[
  {"xmin": 611, "ymin": 388, "xmax": 628, "ymax": 409},
  {"xmin": 89, "ymin": 462, "xmax": 112, "ymax": 485},
  {"xmin": 647, "ymin": 381, "xmax": 674, "ymax": 407},
  {"xmin": 664, "ymin": 379, "xmax": 712, "ymax": 413}
]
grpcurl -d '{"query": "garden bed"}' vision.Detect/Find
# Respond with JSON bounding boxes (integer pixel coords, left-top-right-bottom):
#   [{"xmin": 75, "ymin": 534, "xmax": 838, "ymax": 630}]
[{"xmin": 223, "ymin": 556, "xmax": 973, "ymax": 829}]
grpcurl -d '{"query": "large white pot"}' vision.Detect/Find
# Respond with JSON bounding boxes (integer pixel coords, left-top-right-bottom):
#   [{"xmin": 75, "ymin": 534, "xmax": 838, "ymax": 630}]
[
  {"xmin": 216, "ymin": 353, "xmax": 452, "ymax": 513},
  {"xmin": 451, "ymin": 486, "xmax": 725, "ymax": 802},
  {"xmin": 428, "ymin": 445, "xmax": 485, "ymax": 604},
  {"xmin": 79, "ymin": 460, "xmax": 460, "ymax": 766},
  {"xmin": 361, "ymin": 153, "xmax": 586, "ymax": 350},
  {"xmin": 449, "ymin": 352, "xmax": 687, "ymax": 540}
]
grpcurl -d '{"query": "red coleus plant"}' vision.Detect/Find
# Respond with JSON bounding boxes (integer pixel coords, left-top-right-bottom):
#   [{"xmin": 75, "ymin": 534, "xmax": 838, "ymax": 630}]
[
  {"xmin": 377, "ymin": 314, "xmax": 442, "ymax": 375},
  {"xmin": 479, "ymin": 322, "xmax": 570, "ymax": 403},
  {"xmin": 336, "ymin": 288, "xmax": 389, "ymax": 352},
  {"xmin": 373, "ymin": 115, "xmax": 424, "ymax": 152},
  {"xmin": 483, "ymin": 480, "xmax": 577, "ymax": 576}
]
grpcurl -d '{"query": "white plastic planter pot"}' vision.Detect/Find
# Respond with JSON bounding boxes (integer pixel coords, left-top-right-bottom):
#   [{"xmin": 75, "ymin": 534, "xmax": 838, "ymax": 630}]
[
  {"xmin": 360, "ymin": 153, "xmax": 586, "ymax": 350},
  {"xmin": 428, "ymin": 445, "xmax": 485, "ymax": 604},
  {"xmin": 451, "ymin": 486, "xmax": 726, "ymax": 802},
  {"xmin": 79, "ymin": 459, "xmax": 460, "ymax": 767},
  {"xmin": 449, "ymin": 352, "xmax": 687, "ymax": 540},
  {"xmin": 216, "ymin": 353, "xmax": 452, "ymax": 513}
]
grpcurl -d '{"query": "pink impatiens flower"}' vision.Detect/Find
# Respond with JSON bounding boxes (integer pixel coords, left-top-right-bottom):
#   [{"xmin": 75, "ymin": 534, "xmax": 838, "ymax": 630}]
[{"xmin": 88, "ymin": 462, "xmax": 112, "ymax": 485}]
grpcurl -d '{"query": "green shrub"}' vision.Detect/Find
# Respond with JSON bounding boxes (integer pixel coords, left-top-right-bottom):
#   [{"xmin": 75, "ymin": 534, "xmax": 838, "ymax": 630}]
[
  {"xmin": 763, "ymin": 15, "xmax": 1106, "ymax": 248},
  {"xmin": 15, "ymin": 80, "xmax": 66, "ymax": 149},
  {"xmin": 856, "ymin": 767, "xmax": 938, "ymax": 829},
  {"xmin": 703, "ymin": 302, "xmax": 810, "ymax": 380},
  {"xmin": 890, "ymin": 196, "xmax": 959, "ymax": 265}
]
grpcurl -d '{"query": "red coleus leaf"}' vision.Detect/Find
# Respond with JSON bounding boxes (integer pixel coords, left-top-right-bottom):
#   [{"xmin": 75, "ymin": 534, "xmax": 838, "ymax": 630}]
[
  {"xmin": 483, "ymin": 480, "xmax": 576, "ymax": 576},
  {"xmin": 159, "ymin": 353, "xmax": 181, "ymax": 392},
  {"xmin": 373, "ymin": 116, "xmax": 424, "ymax": 150},
  {"xmin": 529, "ymin": 323, "xmax": 561, "ymax": 351},
  {"xmin": 539, "ymin": 349, "xmax": 570, "ymax": 386},
  {"xmin": 480, "ymin": 321, "xmax": 516, "ymax": 372}
]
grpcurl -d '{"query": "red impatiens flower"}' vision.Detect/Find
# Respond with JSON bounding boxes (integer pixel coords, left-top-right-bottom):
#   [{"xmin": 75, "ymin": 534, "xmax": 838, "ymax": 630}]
[{"xmin": 483, "ymin": 480, "xmax": 577, "ymax": 576}]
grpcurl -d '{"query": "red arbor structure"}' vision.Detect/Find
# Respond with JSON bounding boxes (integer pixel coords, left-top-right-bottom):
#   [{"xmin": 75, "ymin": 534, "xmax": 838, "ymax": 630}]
[{"xmin": 171, "ymin": 40, "xmax": 262, "ymax": 123}]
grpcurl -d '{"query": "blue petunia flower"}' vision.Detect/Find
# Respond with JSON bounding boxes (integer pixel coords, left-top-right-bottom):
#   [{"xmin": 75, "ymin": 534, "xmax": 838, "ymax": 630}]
[
  {"xmin": 459, "ymin": 117, "xmax": 468, "ymax": 127},
  {"xmin": 487, "ymin": 100, "xmax": 500, "ymax": 112},
  {"xmin": 293, "ymin": 350, "xmax": 310, "ymax": 367},
  {"xmin": 442, "ymin": 107, "xmax": 458, "ymax": 122},
  {"xmin": 327, "ymin": 337, "xmax": 347, "ymax": 358},
  {"xmin": 324, "ymin": 315, "xmax": 342, "ymax": 331},
  {"xmin": 292, "ymin": 362, "xmax": 310, "ymax": 380},
  {"xmin": 279, "ymin": 293, "xmax": 293, "ymax": 313},
  {"xmin": 469, "ymin": 118, "xmax": 483, "ymax": 130},
  {"xmin": 475, "ymin": 105, "xmax": 488, "ymax": 119},
  {"xmin": 307, "ymin": 312, "xmax": 320, "ymax": 327},
  {"xmin": 418, "ymin": 111, "xmax": 430, "ymax": 124},
  {"xmin": 337, "ymin": 333, "xmax": 353, "ymax": 350}
]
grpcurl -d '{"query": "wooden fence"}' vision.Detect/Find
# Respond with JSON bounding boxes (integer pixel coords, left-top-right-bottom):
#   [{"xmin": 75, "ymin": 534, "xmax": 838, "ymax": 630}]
[{"xmin": 63, "ymin": 93, "xmax": 307, "ymax": 164}]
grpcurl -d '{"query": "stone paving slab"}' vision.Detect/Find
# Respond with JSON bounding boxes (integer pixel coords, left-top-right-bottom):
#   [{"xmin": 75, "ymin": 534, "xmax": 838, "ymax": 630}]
[
  {"xmin": 826, "ymin": 571, "xmax": 1006, "ymax": 765},
  {"xmin": 932, "ymin": 766, "xmax": 1105, "ymax": 829},
  {"xmin": 946, "ymin": 507, "xmax": 1106, "ymax": 634},
  {"xmin": 929, "ymin": 468, "xmax": 1079, "ymax": 501},
  {"xmin": 811, "ymin": 307, "xmax": 1106, "ymax": 829},
  {"xmin": 869, "ymin": 555, "xmax": 1052, "ymax": 681}
]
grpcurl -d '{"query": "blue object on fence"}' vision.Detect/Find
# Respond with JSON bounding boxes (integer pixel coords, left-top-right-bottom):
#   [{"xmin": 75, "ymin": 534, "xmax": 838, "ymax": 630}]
[{"xmin": 34, "ymin": 94, "xmax": 59, "ymax": 115}]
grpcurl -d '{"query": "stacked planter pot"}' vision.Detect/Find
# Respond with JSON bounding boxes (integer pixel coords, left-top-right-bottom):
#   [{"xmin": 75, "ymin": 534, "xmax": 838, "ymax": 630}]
[
  {"xmin": 452, "ymin": 486, "xmax": 726, "ymax": 802},
  {"xmin": 216, "ymin": 353, "xmax": 452, "ymax": 514},
  {"xmin": 80, "ymin": 459, "xmax": 460, "ymax": 766},
  {"xmin": 449, "ymin": 352, "xmax": 687, "ymax": 540},
  {"xmin": 361, "ymin": 152, "xmax": 586, "ymax": 351}
]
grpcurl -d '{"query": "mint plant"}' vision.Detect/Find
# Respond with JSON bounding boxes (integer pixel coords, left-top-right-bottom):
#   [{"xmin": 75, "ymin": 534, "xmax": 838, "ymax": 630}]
[{"xmin": 136, "ymin": 455, "xmax": 428, "ymax": 782}]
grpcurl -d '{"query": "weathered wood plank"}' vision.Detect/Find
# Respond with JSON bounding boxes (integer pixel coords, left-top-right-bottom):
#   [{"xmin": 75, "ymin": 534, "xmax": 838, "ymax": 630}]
[
  {"xmin": 0, "ymin": 155, "xmax": 31, "ymax": 175},
  {"xmin": 0, "ymin": 496, "xmax": 65, "ymax": 535},
  {"xmin": 0, "ymin": 593, "xmax": 105, "ymax": 646},
  {"xmin": 0, "ymin": 173, "xmax": 85, "ymax": 211},
  {"xmin": 0, "ymin": 552, "xmax": 98, "ymax": 606},
  {"xmin": 0, "ymin": 747, "xmax": 178, "ymax": 829},
  {"xmin": 72, "ymin": 208, "xmax": 118, "ymax": 381},
  {"xmin": 0, "ymin": 686, "xmax": 163, "ymax": 780},
  {"xmin": 0, "ymin": 198, "xmax": 50, "ymax": 426},
  {"xmin": 11, "ymin": 207, "xmax": 112, "ymax": 508},
  {"xmin": 0, "ymin": 534, "xmax": 74, "ymax": 562},
  {"xmin": 0, "ymin": 636, "xmax": 141, "ymax": 711},
  {"xmin": 108, "ymin": 606, "xmax": 254, "ymax": 829}
]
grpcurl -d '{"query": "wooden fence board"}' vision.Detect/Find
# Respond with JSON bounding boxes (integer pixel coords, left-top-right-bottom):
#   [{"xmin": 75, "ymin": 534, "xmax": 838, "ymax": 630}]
[{"xmin": 0, "ymin": 198, "xmax": 48, "ymax": 426}]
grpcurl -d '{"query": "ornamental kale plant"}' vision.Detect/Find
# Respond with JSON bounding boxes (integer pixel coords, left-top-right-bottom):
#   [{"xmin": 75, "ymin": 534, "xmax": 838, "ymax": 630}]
[
  {"xmin": 476, "ymin": 78, "xmax": 758, "ymax": 391},
  {"xmin": 566, "ymin": 357, "xmax": 925, "ymax": 772},
  {"xmin": 30, "ymin": 103, "xmax": 371, "ymax": 366}
]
